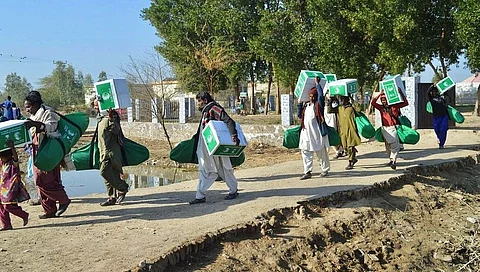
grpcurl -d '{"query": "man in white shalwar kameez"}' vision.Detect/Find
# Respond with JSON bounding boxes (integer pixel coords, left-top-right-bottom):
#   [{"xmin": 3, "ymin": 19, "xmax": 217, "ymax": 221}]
[
  {"xmin": 189, "ymin": 92, "xmax": 240, "ymax": 204},
  {"xmin": 297, "ymin": 79, "xmax": 330, "ymax": 180}
]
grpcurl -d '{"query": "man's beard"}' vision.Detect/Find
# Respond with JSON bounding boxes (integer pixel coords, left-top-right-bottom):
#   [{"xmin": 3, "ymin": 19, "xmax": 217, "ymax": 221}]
[{"xmin": 198, "ymin": 105, "xmax": 205, "ymax": 111}]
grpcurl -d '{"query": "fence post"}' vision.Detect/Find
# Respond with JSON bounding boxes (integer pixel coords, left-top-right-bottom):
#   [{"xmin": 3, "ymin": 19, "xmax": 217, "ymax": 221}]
[
  {"xmin": 135, "ymin": 99, "xmax": 140, "ymax": 121},
  {"xmin": 151, "ymin": 97, "xmax": 159, "ymax": 123},
  {"xmin": 281, "ymin": 94, "xmax": 294, "ymax": 127},
  {"xmin": 179, "ymin": 96, "xmax": 186, "ymax": 124}
]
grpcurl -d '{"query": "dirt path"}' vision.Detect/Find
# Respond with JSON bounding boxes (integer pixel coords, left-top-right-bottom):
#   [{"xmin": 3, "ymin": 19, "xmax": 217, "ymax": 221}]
[{"xmin": 1, "ymin": 126, "xmax": 479, "ymax": 272}]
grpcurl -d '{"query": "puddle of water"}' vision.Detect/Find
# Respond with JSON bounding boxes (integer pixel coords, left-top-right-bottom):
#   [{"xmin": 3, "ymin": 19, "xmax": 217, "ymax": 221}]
[{"xmin": 24, "ymin": 166, "xmax": 198, "ymax": 198}]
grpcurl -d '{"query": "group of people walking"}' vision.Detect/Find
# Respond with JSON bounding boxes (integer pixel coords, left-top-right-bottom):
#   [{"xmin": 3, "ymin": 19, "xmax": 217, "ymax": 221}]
[
  {"xmin": 296, "ymin": 77, "xmax": 450, "ymax": 180},
  {"xmin": 0, "ymin": 80, "xmax": 454, "ymax": 230},
  {"xmin": 0, "ymin": 91, "xmax": 129, "ymax": 230}
]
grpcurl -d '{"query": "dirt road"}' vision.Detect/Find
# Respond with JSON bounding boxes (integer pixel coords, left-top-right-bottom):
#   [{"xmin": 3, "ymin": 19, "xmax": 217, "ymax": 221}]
[{"xmin": 0, "ymin": 125, "xmax": 479, "ymax": 272}]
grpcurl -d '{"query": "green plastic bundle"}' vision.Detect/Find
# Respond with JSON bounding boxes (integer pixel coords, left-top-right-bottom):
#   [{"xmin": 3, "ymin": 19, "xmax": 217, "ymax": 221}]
[
  {"xmin": 447, "ymin": 106, "xmax": 465, "ymax": 124},
  {"xmin": 71, "ymin": 138, "xmax": 150, "ymax": 170},
  {"xmin": 354, "ymin": 112, "xmax": 375, "ymax": 139},
  {"xmin": 169, "ymin": 136, "xmax": 245, "ymax": 167},
  {"xmin": 282, "ymin": 125, "xmax": 301, "ymax": 149},
  {"xmin": 375, "ymin": 125, "xmax": 420, "ymax": 145},
  {"xmin": 34, "ymin": 112, "xmax": 89, "ymax": 171},
  {"xmin": 327, "ymin": 126, "xmax": 341, "ymax": 146}
]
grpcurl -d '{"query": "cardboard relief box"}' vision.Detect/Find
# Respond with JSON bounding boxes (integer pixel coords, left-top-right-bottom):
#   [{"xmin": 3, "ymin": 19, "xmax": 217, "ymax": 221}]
[
  {"xmin": 0, "ymin": 120, "xmax": 32, "ymax": 152},
  {"xmin": 202, "ymin": 121, "xmax": 247, "ymax": 157},
  {"xmin": 379, "ymin": 75, "xmax": 405, "ymax": 105},
  {"xmin": 436, "ymin": 76, "xmax": 455, "ymax": 94},
  {"xmin": 294, "ymin": 70, "xmax": 327, "ymax": 102},
  {"xmin": 328, "ymin": 79, "xmax": 358, "ymax": 96},
  {"xmin": 94, "ymin": 79, "xmax": 132, "ymax": 111}
]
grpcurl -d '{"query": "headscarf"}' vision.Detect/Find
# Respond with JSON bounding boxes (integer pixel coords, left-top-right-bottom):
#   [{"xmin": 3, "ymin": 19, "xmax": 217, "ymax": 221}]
[{"xmin": 308, "ymin": 87, "xmax": 318, "ymax": 101}]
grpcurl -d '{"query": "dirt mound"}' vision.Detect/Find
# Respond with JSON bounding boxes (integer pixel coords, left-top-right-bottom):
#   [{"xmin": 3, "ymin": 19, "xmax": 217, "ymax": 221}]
[{"xmin": 166, "ymin": 164, "xmax": 480, "ymax": 272}]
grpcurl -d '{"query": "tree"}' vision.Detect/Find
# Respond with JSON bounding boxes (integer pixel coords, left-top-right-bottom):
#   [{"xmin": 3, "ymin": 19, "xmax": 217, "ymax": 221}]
[
  {"xmin": 98, "ymin": 71, "xmax": 108, "ymax": 82},
  {"xmin": 120, "ymin": 51, "xmax": 176, "ymax": 149},
  {"xmin": 38, "ymin": 61, "xmax": 84, "ymax": 109},
  {"xmin": 2, "ymin": 73, "xmax": 32, "ymax": 103},
  {"xmin": 83, "ymin": 74, "xmax": 94, "ymax": 87},
  {"xmin": 455, "ymin": 0, "xmax": 480, "ymax": 116}
]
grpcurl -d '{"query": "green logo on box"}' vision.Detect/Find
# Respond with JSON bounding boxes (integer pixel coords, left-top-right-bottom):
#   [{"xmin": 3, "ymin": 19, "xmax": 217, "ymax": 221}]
[{"xmin": 96, "ymin": 82, "xmax": 116, "ymax": 109}]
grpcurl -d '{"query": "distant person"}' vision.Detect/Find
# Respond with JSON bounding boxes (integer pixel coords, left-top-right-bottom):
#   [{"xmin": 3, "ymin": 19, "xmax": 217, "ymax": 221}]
[
  {"xmin": 12, "ymin": 102, "xmax": 21, "ymax": 120},
  {"xmin": 1, "ymin": 96, "xmax": 13, "ymax": 120},
  {"xmin": 189, "ymin": 91, "xmax": 240, "ymax": 204},
  {"xmin": 93, "ymin": 98, "xmax": 129, "ymax": 206},
  {"xmin": 370, "ymin": 88, "xmax": 408, "ymax": 170},
  {"xmin": 0, "ymin": 140, "xmax": 30, "ymax": 231},
  {"xmin": 24, "ymin": 91, "xmax": 71, "ymax": 218},
  {"xmin": 427, "ymin": 84, "xmax": 450, "ymax": 149},
  {"xmin": 296, "ymin": 77, "xmax": 330, "ymax": 180},
  {"xmin": 338, "ymin": 95, "xmax": 361, "ymax": 170}
]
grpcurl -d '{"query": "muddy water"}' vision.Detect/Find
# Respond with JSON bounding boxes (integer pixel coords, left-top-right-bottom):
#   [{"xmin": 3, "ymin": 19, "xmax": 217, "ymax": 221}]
[{"xmin": 24, "ymin": 165, "xmax": 197, "ymax": 198}]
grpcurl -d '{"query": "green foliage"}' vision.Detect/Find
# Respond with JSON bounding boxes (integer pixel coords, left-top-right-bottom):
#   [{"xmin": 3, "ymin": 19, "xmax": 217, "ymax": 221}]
[
  {"xmin": 38, "ymin": 61, "xmax": 85, "ymax": 109},
  {"xmin": 455, "ymin": 0, "xmax": 480, "ymax": 72},
  {"xmin": 2, "ymin": 73, "xmax": 32, "ymax": 103},
  {"xmin": 142, "ymin": 0, "xmax": 478, "ymax": 96},
  {"xmin": 98, "ymin": 71, "xmax": 108, "ymax": 82}
]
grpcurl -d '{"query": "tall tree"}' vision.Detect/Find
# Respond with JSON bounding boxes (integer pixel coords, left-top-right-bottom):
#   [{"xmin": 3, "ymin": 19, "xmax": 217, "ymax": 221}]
[
  {"xmin": 83, "ymin": 73, "xmax": 94, "ymax": 87},
  {"xmin": 98, "ymin": 71, "xmax": 108, "ymax": 82},
  {"xmin": 2, "ymin": 73, "xmax": 32, "ymax": 103},
  {"xmin": 38, "ymin": 61, "xmax": 84, "ymax": 109}
]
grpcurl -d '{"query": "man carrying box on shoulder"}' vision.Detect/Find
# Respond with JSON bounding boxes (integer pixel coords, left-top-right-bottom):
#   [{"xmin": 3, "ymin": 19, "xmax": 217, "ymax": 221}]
[{"xmin": 189, "ymin": 91, "xmax": 240, "ymax": 204}]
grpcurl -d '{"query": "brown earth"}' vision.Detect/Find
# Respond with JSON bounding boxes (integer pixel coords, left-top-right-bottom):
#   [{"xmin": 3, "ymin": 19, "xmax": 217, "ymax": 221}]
[
  {"xmin": 168, "ymin": 164, "xmax": 480, "ymax": 272},
  {"xmin": 146, "ymin": 113, "xmax": 480, "ymax": 272}
]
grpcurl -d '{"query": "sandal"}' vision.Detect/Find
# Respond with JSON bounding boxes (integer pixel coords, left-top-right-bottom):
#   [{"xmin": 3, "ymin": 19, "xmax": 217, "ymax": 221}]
[
  {"xmin": 189, "ymin": 198, "xmax": 206, "ymax": 205},
  {"xmin": 100, "ymin": 198, "xmax": 117, "ymax": 206},
  {"xmin": 224, "ymin": 191, "xmax": 239, "ymax": 200},
  {"xmin": 116, "ymin": 191, "xmax": 128, "ymax": 204}
]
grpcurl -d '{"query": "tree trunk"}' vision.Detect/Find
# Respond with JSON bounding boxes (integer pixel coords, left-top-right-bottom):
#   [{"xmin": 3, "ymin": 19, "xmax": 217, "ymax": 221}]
[
  {"xmin": 276, "ymin": 77, "xmax": 281, "ymax": 114},
  {"xmin": 265, "ymin": 62, "xmax": 273, "ymax": 115},
  {"xmin": 427, "ymin": 60, "xmax": 442, "ymax": 80},
  {"xmin": 249, "ymin": 67, "xmax": 256, "ymax": 115}
]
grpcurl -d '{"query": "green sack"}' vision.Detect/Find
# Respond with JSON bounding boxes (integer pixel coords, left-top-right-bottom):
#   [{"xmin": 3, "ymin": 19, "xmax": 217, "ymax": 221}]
[
  {"xmin": 170, "ymin": 137, "xmax": 198, "ymax": 164},
  {"xmin": 71, "ymin": 138, "xmax": 150, "ymax": 170},
  {"xmin": 375, "ymin": 126, "xmax": 419, "ymax": 145},
  {"xmin": 355, "ymin": 112, "xmax": 375, "ymax": 139},
  {"xmin": 327, "ymin": 126, "xmax": 341, "ymax": 146},
  {"xmin": 397, "ymin": 125, "xmax": 420, "ymax": 145},
  {"xmin": 447, "ymin": 106, "xmax": 465, "ymax": 124},
  {"xmin": 398, "ymin": 115, "xmax": 412, "ymax": 128},
  {"xmin": 375, "ymin": 127, "xmax": 384, "ymax": 142},
  {"xmin": 426, "ymin": 101, "xmax": 433, "ymax": 114},
  {"xmin": 34, "ymin": 112, "xmax": 89, "ymax": 171},
  {"xmin": 169, "ymin": 137, "xmax": 245, "ymax": 167},
  {"xmin": 283, "ymin": 125, "xmax": 301, "ymax": 149}
]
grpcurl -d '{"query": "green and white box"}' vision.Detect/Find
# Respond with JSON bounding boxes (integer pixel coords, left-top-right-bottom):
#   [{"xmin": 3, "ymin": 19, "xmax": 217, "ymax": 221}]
[
  {"xmin": 379, "ymin": 74, "xmax": 405, "ymax": 105},
  {"xmin": 202, "ymin": 121, "xmax": 247, "ymax": 157},
  {"xmin": 325, "ymin": 74, "xmax": 337, "ymax": 83},
  {"xmin": 94, "ymin": 79, "xmax": 132, "ymax": 111},
  {"xmin": 436, "ymin": 76, "xmax": 455, "ymax": 94},
  {"xmin": 0, "ymin": 120, "xmax": 32, "ymax": 152},
  {"xmin": 294, "ymin": 70, "xmax": 327, "ymax": 102},
  {"xmin": 328, "ymin": 79, "xmax": 358, "ymax": 96}
]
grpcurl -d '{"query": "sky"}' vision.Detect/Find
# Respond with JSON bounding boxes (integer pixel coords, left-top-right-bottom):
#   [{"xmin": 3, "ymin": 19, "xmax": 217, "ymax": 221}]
[
  {"xmin": 0, "ymin": 1, "xmax": 159, "ymax": 89},
  {"xmin": 0, "ymin": 1, "xmax": 476, "ymax": 91}
]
